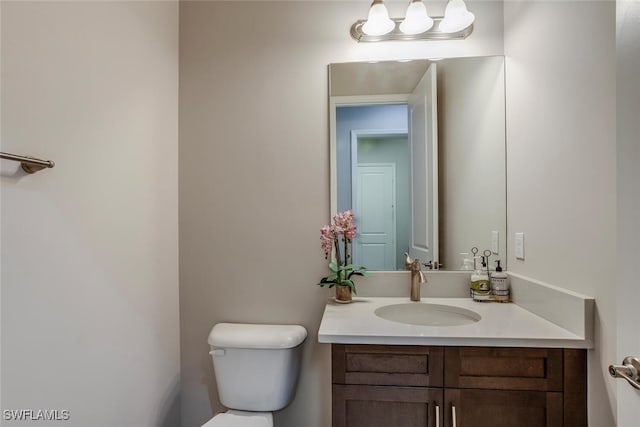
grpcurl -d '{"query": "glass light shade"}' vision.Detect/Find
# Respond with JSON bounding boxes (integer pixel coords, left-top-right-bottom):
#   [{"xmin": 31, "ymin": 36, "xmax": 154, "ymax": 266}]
[
  {"xmin": 362, "ymin": 0, "xmax": 396, "ymax": 36},
  {"xmin": 399, "ymin": 0, "xmax": 434, "ymax": 35},
  {"xmin": 439, "ymin": 0, "xmax": 475, "ymax": 33}
]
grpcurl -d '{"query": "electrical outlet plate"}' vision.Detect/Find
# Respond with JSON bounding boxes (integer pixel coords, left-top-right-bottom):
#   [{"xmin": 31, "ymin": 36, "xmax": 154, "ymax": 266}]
[
  {"xmin": 491, "ymin": 231, "xmax": 499, "ymax": 255},
  {"xmin": 515, "ymin": 232, "xmax": 525, "ymax": 260}
]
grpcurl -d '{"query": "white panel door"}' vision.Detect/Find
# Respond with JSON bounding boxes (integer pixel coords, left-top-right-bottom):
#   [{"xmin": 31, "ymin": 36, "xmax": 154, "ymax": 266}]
[
  {"xmin": 354, "ymin": 163, "xmax": 396, "ymax": 270},
  {"xmin": 407, "ymin": 64, "xmax": 438, "ymax": 265}
]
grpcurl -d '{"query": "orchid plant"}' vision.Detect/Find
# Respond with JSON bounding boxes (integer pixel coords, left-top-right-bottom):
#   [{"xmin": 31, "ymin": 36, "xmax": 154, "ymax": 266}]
[{"xmin": 318, "ymin": 210, "xmax": 369, "ymax": 294}]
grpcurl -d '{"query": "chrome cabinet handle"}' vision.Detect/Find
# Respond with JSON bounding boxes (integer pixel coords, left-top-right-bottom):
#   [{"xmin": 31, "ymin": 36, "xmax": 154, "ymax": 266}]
[
  {"xmin": 434, "ymin": 404, "xmax": 440, "ymax": 427},
  {"xmin": 451, "ymin": 405, "xmax": 457, "ymax": 427},
  {"xmin": 609, "ymin": 356, "xmax": 640, "ymax": 390}
]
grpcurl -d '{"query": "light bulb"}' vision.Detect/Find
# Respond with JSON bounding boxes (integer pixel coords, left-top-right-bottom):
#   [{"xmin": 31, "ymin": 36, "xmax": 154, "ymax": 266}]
[
  {"xmin": 399, "ymin": 0, "xmax": 434, "ymax": 35},
  {"xmin": 439, "ymin": 0, "xmax": 475, "ymax": 33},
  {"xmin": 362, "ymin": 0, "xmax": 395, "ymax": 36}
]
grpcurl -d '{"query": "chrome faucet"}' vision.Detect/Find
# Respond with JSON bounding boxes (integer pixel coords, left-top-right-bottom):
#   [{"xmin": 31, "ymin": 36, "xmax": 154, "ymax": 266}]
[{"xmin": 404, "ymin": 252, "xmax": 427, "ymax": 301}]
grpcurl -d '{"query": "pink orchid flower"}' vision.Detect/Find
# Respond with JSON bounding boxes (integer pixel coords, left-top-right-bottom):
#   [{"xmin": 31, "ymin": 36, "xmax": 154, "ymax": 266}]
[{"xmin": 318, "ymin": 210, "xmax": 369, "ymax": 294}]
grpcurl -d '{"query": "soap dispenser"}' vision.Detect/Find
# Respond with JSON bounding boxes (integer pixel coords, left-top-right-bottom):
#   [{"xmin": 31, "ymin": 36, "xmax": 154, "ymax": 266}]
[
  {"xmin": 490, "ymin": 260, "xmax": 510, "ymax": 302},
  {"xmin": 470, "ymin": 256, "xmax": 490, "ymax": 301}
]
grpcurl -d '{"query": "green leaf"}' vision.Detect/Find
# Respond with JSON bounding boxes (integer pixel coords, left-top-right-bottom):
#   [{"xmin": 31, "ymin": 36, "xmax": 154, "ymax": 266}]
[
  {"xmin": 329, "ymin": 262, "xmax": 338, "ymax": 272},
  {"xmin": 321, "ymin": 283, "xmax": 337, "ymax": 288},
  {"xmin": 317, "ymin": 278, "xmax": 337, "ymax": 288}
]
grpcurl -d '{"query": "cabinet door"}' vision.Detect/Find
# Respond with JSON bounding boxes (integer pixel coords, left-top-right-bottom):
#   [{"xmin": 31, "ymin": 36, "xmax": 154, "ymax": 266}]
[
  {"xmin": 333, "ymin": 384, "xmax": 443, "ymax": 427},
  {"xmin": 444, "ymin": 389, "xmax": 563, "ymax": 427}
]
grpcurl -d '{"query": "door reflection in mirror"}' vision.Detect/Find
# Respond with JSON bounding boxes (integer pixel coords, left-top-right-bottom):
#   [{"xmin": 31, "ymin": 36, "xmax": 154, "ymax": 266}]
[{"xmin": 336, "ymin": 104, "xmax": 409, "ymax": 270}]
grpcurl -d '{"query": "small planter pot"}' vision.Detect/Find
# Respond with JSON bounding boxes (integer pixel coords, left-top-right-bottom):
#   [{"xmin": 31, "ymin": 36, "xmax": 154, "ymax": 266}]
[{"xmin": 335, "ymin": 285, "xmax": 353, "ymax": 303}]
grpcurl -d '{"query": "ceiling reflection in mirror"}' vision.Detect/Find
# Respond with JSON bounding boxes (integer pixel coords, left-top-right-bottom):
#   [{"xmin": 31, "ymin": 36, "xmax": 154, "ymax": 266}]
[{"xmin": 329, "ymin": 56, "xmax": 506, "ymax": 272}]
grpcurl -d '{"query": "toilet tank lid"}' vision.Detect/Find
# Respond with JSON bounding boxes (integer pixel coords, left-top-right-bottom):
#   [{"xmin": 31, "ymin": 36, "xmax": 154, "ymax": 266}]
[{"xmin": 208, "ymin": 323, "xmax": 307, "ymax": 349}]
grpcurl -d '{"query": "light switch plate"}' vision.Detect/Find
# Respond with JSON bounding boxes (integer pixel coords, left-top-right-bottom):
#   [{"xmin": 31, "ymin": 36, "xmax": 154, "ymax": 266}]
[
  {"xmin": 515, "ymin": 232, "xmax": 525, "ymax": 260},
  {"xmin": 491, "ymin": 231, "xmax": 499, "ymax": 255}
]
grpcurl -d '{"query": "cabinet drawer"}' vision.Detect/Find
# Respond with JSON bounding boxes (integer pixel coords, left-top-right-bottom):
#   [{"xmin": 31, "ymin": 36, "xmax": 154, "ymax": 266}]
[
  {"xmin": 333, "ymin": 384, "xmax": 443, "ymax": 427},
  {"xmin": 333, "ymin": 344, "xmax": 444, "ymax": 387},
  {"xmin": 444, "ymin": 347, "xmax": 563, "ymax": 392}
]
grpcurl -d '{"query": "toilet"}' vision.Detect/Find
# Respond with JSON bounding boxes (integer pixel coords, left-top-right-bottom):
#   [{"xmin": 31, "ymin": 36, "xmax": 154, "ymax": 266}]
[{"xmin": 202, "ymin": 322, "xmax": 308, "ymax": 427}]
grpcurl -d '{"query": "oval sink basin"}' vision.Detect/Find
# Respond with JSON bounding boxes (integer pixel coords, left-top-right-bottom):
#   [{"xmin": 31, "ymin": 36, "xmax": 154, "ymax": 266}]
[{"xmin": 374, "ymin": 303, "xmax": 481, "ymax": 327}]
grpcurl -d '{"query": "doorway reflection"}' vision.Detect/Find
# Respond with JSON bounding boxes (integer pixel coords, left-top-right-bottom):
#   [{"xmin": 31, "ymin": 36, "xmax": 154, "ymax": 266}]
[{"xmin": 336, "ymin": 104, "xmax": 409, "ymax": 270}]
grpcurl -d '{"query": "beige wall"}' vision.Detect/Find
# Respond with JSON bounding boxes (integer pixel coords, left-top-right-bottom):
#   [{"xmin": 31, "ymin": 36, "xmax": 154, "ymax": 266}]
[
  {"xmin": 504, "ymin": 1, "xmax": 616, "ymax": 426},
  {"xmin": 1, "ymin": 2, "xmax": 180, "ymax": 426},
  {"xmin": 179, "ymin": 1, "xmax": 504, "ymax": 426}
]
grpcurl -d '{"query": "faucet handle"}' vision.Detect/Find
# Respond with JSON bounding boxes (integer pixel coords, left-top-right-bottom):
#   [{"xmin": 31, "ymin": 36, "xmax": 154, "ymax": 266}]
[
  {"xmin": 404, "ymin": 252, "xmax": 414, "ymax": 269},
  {"xmin": 418, "ymin": 269, "xmax": 427, "ymax": 284}
]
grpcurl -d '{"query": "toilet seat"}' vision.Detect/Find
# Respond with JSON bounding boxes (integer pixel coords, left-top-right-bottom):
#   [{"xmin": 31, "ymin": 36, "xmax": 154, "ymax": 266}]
[{"xmin": 201, "ymin": 410, "xmax": 273, "ymax": 427}]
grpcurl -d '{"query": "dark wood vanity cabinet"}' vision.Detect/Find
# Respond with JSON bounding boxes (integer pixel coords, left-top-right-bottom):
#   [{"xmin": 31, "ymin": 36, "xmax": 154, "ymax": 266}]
[{"xmin": 332, "ymin": 345, "xmax": 586, "ymax": 427}]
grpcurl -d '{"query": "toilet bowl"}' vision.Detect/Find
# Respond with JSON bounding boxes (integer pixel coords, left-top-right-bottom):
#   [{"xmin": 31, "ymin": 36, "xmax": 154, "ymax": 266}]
[
  {"xmin": 202, "ymin": 323, "xmax": 307, "ymax": 427},
  {"xmin": 202, "ymin": 410, "xmax": 272, "ymax": 427}
]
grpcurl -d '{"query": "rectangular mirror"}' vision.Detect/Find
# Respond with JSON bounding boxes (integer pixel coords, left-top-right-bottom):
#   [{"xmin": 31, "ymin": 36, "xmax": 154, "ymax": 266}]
[{"xmin": 329, "ymin": 56, "xmax": 506, "ymax": 271}]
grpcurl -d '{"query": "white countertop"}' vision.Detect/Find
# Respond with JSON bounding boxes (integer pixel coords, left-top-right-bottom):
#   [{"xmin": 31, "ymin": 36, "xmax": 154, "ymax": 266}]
[{"xmin": 318, "ymin": 297, "xmax": 592, "ymax": 348}]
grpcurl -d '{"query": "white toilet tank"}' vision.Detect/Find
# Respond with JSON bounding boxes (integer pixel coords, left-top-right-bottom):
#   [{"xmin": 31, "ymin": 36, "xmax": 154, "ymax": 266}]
[{"xmin": 208, "ymin": 323, "xmax": 307, "ymax": 412}]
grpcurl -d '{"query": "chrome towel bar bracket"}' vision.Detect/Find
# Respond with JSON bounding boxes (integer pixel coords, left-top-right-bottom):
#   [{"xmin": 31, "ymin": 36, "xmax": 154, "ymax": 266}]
[{"xmin": 0, "ymin": 152, "xmax": 55, "ymax": 174}]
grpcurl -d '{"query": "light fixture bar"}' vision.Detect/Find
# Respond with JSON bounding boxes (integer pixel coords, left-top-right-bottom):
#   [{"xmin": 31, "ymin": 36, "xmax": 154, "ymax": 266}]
[{"xmin": 351, "ymin": 17, "xmax": 473, "ymax": 42}]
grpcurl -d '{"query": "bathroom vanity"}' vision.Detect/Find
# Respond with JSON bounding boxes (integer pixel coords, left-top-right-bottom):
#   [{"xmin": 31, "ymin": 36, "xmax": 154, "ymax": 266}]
[
  {"xmin": 318, "ymin": 295, "xmax": 592, "ymax": 427},
  {"xmin": 331, "ymin": 344, "xmax": 584, "ymax": 427}
]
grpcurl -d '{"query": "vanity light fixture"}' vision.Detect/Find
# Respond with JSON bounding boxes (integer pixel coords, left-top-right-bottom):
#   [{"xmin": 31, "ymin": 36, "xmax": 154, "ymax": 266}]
[
  {"xmin": 361, "ymin": 0, "xmax": 395, "ymax": 36},
  {"xmin": 399, "ymin": 0, "xmax": 434, "ymax": 35},
  {"xmin": 439, "ymin": 0, "xmax": 475, "ymax": 33},
  {"xmin": 352, "ymin": 0, "xmax": 475, "ymax": 42}
]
